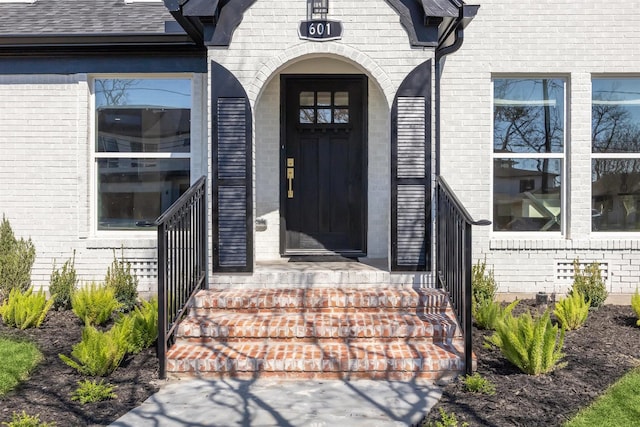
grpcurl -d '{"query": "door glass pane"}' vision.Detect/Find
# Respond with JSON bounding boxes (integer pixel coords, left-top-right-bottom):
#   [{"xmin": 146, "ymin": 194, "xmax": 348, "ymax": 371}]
[
  {"xmin": 334, "ymin": 91, "xmax": 349, "ymax": 106},
  {"xmin": 334, "ymin": 108, "xmax": 349, "ymax": 123},
  {"xmin": 317, "ymin": 92, "xmax": 331, "ymax": 106},
  {"xmin": 299, "ymin": 108, "xmax": 315, "ymax": 123},
  {"xmin": 317, "ymin": 108, "xmax": 331, "ymax": 123},
  {"xmin": 493, "ymin": 158, "xmax": 562, "ymax": 231},
  {"xmin": 300, "ymin": 91, "xmax": 315, "ymax": 106}
]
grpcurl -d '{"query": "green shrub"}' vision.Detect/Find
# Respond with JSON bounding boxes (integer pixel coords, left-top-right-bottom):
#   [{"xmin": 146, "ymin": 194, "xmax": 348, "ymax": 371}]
[
  {"xmin": 423, "ymin": 408, "xmax": 468, "ymax": 427},
  {"xmin": 71, "ymin": 379, "xmax": 117, "ymax": 404},
  {"xmin": 1, "ymin": 411, "xmax": 55, "ymax": 427},
  {"xmin": 462, "ymin": 372, "xmax": 496, "ymax": 395},
  {"xmin": 473, "ymin": 298, "xmax": 519, "ymax": 330},
  {"xmin": 0, "ymin": 216, "xmax": 36, "ymax": 302},
  {"xmin": 71, "ymin": 283, "xmax": 121, "ymax": 326},
  {"xmin": 554, "ymin": 291, "xmax": 589, "ymax": 330},
  {"xmin": 494, "ymin": 310, "xmax": 566, "ymax": 375},
  {"xmin": 472, "ymin": 257, "xmax": 497, "ymax": 305},
  {"xmin": 632, "ymin": 289, "xmax": 640, "ymax": 327},
  {"xmin": 105, "ymin": 250, "xmax": 139, "ymax": 312},
  {"xmin": 113, "ymin": 297, "xmax": 158, "ymax": 354},
  {"xmin": 0, "ymin": 287, "xmax": 53, "ymax": 329},
  {"xmin": 571, "ymin": 260, "xmax": 608, "ymax": 308},
  {"xmin": 48, "ymin": 253, "xmax": 78, "ymax": 311},
  {"xmin": 59, "ymin": 324, "xmax": 127, "ymax": 376}
]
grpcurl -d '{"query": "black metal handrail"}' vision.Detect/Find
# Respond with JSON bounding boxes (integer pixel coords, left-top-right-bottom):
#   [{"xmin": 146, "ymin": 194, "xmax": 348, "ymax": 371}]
[
  {"xmin": 436, "ymin": 176, "xmax": 491, "ymax": 375},
  {"xmin": 156, "ymin": 175, "xmax": 207, "ymax": 379}
]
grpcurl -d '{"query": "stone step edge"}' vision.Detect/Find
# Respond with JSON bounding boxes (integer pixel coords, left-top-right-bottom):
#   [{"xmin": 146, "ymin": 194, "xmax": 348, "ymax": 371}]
[
  {"xmin": 176, "ymin": 312, "xmax": 461, "ymax": 340},
  {"xmin": 166, "ymin": 341, "xmax": 465, "ymax": 374},
  {"xmin": 192, "ymin": 288, "xmax": 452, "ymax": 310}
]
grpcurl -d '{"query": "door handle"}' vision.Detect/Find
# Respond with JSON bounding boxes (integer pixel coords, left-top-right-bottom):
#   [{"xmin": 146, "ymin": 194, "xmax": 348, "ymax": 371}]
[{"xmin": 287, "ymin": 158, "xmax": 294, "ymax": 198}]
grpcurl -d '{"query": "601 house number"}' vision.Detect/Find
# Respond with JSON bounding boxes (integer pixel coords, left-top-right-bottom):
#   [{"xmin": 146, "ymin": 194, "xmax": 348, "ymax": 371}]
[{"xmin": 299, "ymin": 19, "xmax": 343, "ymax": 41}]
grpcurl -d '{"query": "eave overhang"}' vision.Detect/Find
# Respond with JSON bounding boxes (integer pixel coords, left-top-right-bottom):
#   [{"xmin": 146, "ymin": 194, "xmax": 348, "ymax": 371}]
[
  {"xmin": 163, "ymin": 0, "xmax": 254, "ymax": 47},
  {"xmin": 385, "ymin": 0, "xmax": 479, "ymax": 49}
]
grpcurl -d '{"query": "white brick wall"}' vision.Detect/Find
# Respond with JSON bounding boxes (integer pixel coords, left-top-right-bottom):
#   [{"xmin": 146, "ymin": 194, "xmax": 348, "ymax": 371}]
[{"xmin": 440, "ymin": 0, "xmax": 640, "ymax": 295}]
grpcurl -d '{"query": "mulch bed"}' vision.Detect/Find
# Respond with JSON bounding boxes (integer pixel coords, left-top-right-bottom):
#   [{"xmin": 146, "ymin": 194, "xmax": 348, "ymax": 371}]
[
  {"xmin": 0, "ymin": 310, "xmax": 160, "ymax": 426},
  {"xmin": 422, "ymin": 300, "xmax": 640, "ymax": 426},
  {"xmin": 0, "ymin": 301, "xmax": 638, "ymax": 426}
]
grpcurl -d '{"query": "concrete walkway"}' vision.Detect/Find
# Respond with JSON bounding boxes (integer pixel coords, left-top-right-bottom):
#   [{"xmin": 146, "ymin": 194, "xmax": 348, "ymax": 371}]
[{"xmin": 109, "ymin": 378, "xmax": 441, "ymax": 427}]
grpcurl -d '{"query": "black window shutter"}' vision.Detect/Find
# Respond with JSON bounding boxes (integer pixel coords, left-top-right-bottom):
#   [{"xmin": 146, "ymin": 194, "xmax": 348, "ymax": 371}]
[
  {"xmin": 391, "ymin": 60, "xmax": 431, "ymax": 271},
  {"xmin": 211, "ymin": 61, "xmax": 253, "ymax": 272}
]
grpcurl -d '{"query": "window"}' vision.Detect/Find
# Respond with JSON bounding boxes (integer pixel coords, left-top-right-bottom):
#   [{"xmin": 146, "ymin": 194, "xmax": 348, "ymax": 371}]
[
  {"xmin": 299, "ymin": 91, "xmax": 349, "ymax": 124},
  {"xmin": 592, "ymin": 78, "xmax": 640, "ymax": 231},
  {"xmin": 94, "ymin": 78, "xmax": 191, "ymax": 230},
  {"xmin": 493, "ymin": 78, "xmax": 565, "ymax": 232}
]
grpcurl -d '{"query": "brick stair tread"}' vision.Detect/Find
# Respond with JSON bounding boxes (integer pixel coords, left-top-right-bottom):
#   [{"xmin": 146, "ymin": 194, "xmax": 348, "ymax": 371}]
[
  {"xmin": 166, "ymin": 340, "xmax": 464, "ymax": 374},
  {"xmin": 193, "ymin": 287, "xmax": 450, "ymax": 311},
  {"xmin": 177, "ymin": 311, "xmax": 460, "ymax": 340}
]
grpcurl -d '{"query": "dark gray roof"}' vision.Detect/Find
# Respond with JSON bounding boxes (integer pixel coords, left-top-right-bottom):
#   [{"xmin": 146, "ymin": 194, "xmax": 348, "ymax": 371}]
[{"xmin": 0, "ymin": 0, "xmax": 175, "ymax": 35}]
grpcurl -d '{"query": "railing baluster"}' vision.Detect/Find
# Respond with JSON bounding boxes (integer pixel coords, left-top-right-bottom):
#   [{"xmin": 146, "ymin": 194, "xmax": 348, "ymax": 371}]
[
  {"xmin": 155, "ymin": 176, "xmax": 207, "ymax": 379},
  {"xmin": 436, "ymin": 176, "xmax": 490, "ymax": 376}
]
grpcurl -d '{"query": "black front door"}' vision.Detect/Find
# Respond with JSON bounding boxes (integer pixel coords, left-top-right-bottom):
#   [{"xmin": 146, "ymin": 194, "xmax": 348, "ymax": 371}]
[{"xmin": 281, "ymin": 75, "xmax": 367, "ymax": 256}]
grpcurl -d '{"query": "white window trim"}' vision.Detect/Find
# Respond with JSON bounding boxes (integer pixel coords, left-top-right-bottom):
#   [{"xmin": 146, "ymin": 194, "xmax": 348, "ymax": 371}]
[
  {"xmin": 490, "ymin": 76, "xmax": 568, "ymax": 238},
  {"xmin": 89, "ymin": 74, "xmax": 197, "ymax": 239}
]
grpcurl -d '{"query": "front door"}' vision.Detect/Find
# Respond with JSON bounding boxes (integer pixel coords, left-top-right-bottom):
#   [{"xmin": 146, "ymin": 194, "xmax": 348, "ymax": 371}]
[{"xmin": 281, "ymin": 75, "xmax": 367, "ymax": 256}]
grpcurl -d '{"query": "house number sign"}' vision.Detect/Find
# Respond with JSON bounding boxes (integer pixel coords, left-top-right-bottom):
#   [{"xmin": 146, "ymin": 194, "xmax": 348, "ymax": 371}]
[{"xmin": 299, "ymin": 20, "xmax": 343, "ymax": 41}]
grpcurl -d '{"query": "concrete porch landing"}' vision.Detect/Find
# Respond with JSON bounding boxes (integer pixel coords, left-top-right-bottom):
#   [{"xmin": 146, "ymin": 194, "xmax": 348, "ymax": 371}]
[{"xmin": 210, "ymin": 258, "xmax": 436, "ymax": 288}]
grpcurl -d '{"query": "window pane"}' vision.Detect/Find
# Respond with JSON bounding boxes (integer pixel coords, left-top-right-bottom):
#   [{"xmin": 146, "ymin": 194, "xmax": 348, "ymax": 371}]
[
  {"xmin": 300, "ymin": 91, "xmax": 315, "ymax": 106},
  {"xmin": 299, "ymin": 108, "xmax": 315, "ymax": 123},
  {"xmin": 317, "ymin": 92, "xmax": 331, "ymax": 106},
  {"xmin": 592, "ymin": 159, "xmax": 640, "ymax": 231},
  {"xmin": 97, "ymin": 107, "xmax": 190, "ymax": 153},
  {"xmin": 592, "ymin": 79, "xmax": 640, "ymax": 153},
  {"xmin": 334, "ymin": 108, "xmax": 349, "ymax": 123},
  {"xmin": 95, "ymin": 79, "xmax": 191, "ymax": 153},
  {"xmin": 334, "ymin": 91, "xmax": 349, "ymax": 106},
  {"xmin": 494, "ymin": 158, "xmax": 562, "ymax": 231},
  {"xmin": 317, "ymin": 108, "xmax": 331, "ymax": 123},
  {"xmin": 97, "ymin": 158, "xmax": 190, "ymax": 230},
  {"xmin": 494, "ymin": 78, "xmax": 564, "ymax": 153}
]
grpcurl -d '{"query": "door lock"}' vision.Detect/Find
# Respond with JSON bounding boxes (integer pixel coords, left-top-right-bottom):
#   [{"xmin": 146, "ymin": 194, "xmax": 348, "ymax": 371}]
[{"xmin": 286, "ymin": 158, "xmax": 294, "ymax": 198}]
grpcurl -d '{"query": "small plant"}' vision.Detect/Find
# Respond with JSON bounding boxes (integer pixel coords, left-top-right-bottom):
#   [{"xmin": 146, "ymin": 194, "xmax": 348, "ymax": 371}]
[
  {"xmin": 462, "ymin": 372, "xmax": 496, "ymax": 395},
  {"xmin": 632, "ymin": 289, "xmax": 640, "ymax": 327},
  {"xmin": 0, "ymin": 287, "xmax": 53, "ymax": 329},
  {"xmin": 1, "ymin": 411, "xmax": 55, "ymax": 427},
  {"xmin": 423, "ymin": 408, "xmax": 469, "ymax": 427},
  {"xmin": 105, "ymin": 249, "xmax": 139, "ymax": 312},
  {"xmin": 571, "ymin": 259, "xmax": 608, "ymax": 308},
  {"xmin": 71, "ymin": 379, "xmax": 117, "ymax": 404},
  {"xmin": 494, "ymin": 310, "xmax": 566, "ymax": 375},
  {"xmin": 0, "ymin": 215, "xmax": 36, "ymax": 302},
  {"xmin": 473, "ymin": 298, "xmax": 519, "ymax": 330},
  {"xmin": 554, "ymin": 291, "xmax": 589, "ymax": 330},
  {"xmin": 113, "ymin": 297, "xmax": 158, "ymax": 354},
  {"xmin": 59, "ymin": 324, "xmax": 127, "ymax": 376},
  {"xmin": 71, "ymin": 282, "xmax": 121, "ymax": 326},
  {"xmin": 472, "ymin": 257, "xmax": 497, "ymax": 305},
  {"xmin": 48, "ymin": 252, "xmax": 78, "ymax": 311}
]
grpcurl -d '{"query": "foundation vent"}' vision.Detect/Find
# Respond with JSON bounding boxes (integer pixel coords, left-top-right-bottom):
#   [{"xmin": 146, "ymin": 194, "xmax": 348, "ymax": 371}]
[
  {"xmin": 129, "ymin": 258, "xmax": 158, "ymax": 284},
  {"xmin": 555, "ymin": 260, "xmax": 609, "ymax": 284}
]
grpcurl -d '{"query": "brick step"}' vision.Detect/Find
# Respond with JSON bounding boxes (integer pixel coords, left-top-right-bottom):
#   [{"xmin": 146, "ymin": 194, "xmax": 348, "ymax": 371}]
[
  {"xmin": 191, "ymin": 287, "xmax": 451, "ymax": 313},
  {"xmin": 166, "ymin": 340, "xmax": 464, "ymax": 381},
  {"xmin": 177, "ymin": 311, "xmax": 460, "ymax": 341}
]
